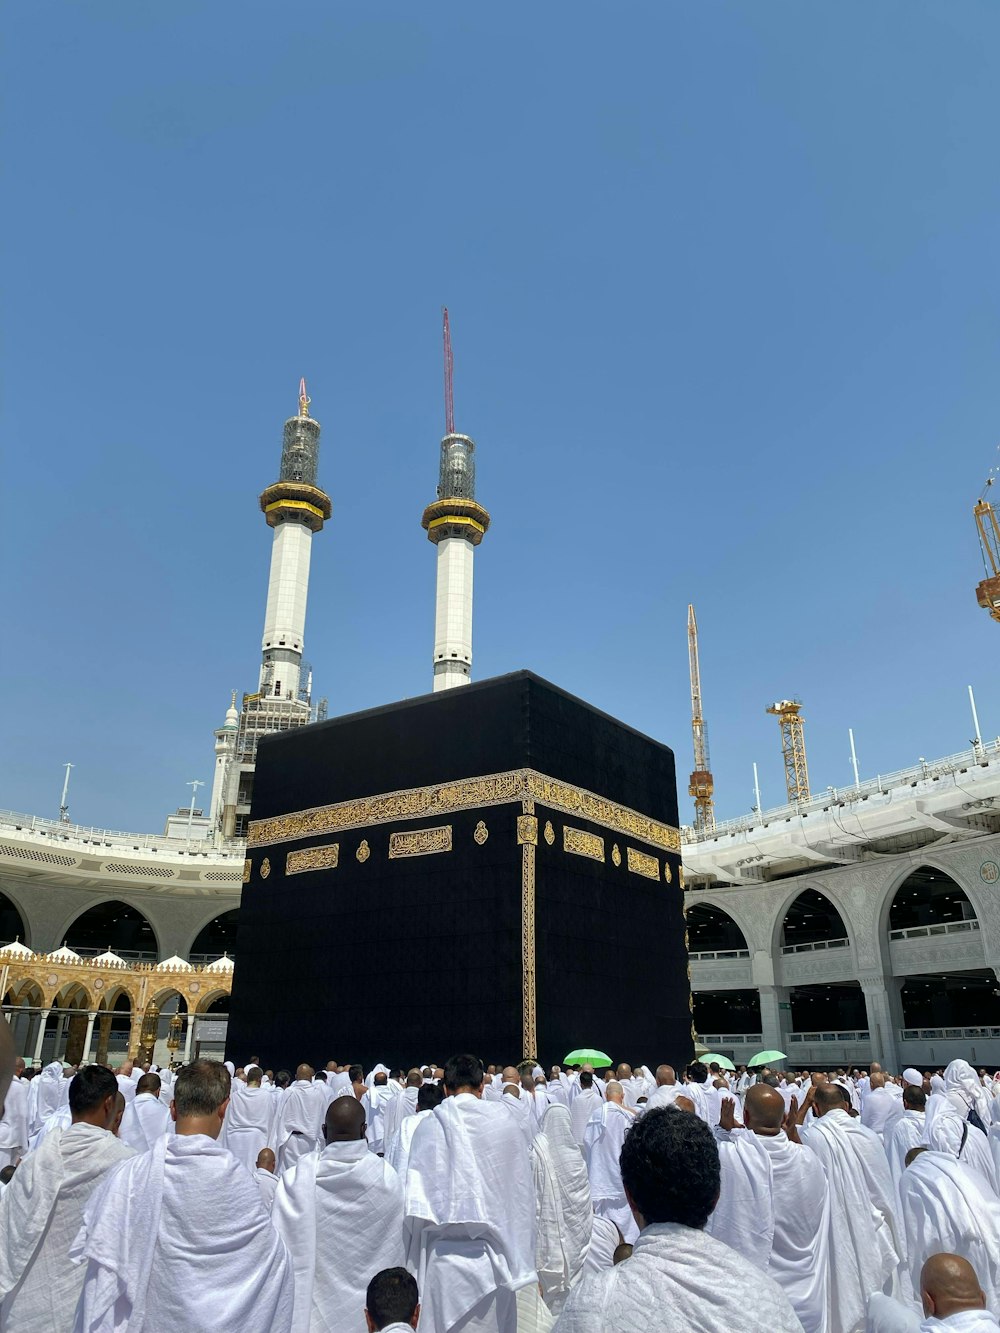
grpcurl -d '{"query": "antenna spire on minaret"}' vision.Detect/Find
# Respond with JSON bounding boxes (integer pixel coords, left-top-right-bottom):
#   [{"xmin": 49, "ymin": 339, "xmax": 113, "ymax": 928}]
[
  {"xmin": 422, "ymin": 309, "xmax": 490, "ymax": 691},
  {"xmin": 443, "ymin": 308, "xmax": 455, "ymax": 436},
  {"xmin": 298, "ymin": 377, "xmax": 311, "ymax": 418}
]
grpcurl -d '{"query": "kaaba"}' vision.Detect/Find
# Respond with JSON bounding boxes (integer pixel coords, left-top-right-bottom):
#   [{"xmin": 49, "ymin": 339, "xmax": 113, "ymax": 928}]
[{"xmin": 227, "ymin": 671, "xmax": 693, "ymax": 1071}]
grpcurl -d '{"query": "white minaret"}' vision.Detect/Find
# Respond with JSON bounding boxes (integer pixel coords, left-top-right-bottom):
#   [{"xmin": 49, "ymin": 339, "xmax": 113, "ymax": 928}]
[
  {"xmin": 257, "ymin": 379, "xmax": 332, "ymax": 703},
  {"xmin": 208, "ymin": 693, "xmax": 239, "ymax": 832},
  {"xmin": 421, "ymin": 311, "xmax": 490, "ymax": 690}
]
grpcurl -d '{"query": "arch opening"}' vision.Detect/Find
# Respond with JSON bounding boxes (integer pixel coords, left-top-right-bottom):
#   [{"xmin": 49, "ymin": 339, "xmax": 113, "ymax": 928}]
[
  {"xmin": 64, "ymin": 901, "xmax": 158, "ymax": 961},
  {"xmin": 781, "ymin": 888, "xmax": 849, "ymax": 951},
  {"xmin": 0, "ymin": 891, "xmax": 28, "ymax": 947},
  {"xmin": 686, "ymin": 904, "xmax": 749, "ymax": 957},
  {"xmin": 889, "ymin": 867, "xmax": 978, "ymax": 934},
  {"xmin": 190, "ymin": 910, "xmax": 239, "ymax": 963},
  {"xmin": 901, "ymin": 969, "xmax": 997, "ymax": 1030},
  {"xmin": 790, "ymin": 982, "xmax": 867, "ymax": 1034},
  {"xmin": 693, "ymin": 989, "xmax": 762, "ymax": 1041}
]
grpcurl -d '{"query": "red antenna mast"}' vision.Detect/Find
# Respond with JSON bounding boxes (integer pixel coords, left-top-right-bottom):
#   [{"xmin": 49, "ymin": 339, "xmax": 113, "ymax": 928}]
[{"xmin": 443, "ymin": 307, "xmax": 455, "ymax": 435}]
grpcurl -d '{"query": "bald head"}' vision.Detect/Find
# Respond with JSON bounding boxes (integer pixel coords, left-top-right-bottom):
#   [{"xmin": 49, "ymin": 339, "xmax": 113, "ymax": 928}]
[
  {"xmin": 606, "ymin": 1081, "xmax": 624, "ymax": 1106},
  {"xmin": 814, "ymin": 1083, "xmax": 847, "ymax": 1116},
  {"xmin": 296, "ymin": 1064, "xmax": 314, "ymax": 1082},
  {"xmin": 744, "ymin": 1083, "xmax": 785, "ymax": 1133},
  {"xmin": 324, "ymin": 1096, "xmax": 366, "ymax": 1142},
  {"xmin": 501, "ymin": 1066, "xmax": 519, "ymax": 1085},
  {"xmin": 502, "ymin": 1083, "xmax": 520, "ymax": 1099},
  {"xmin": 655, "ymin": 1065, "xmax": 675, "ymax": 1087},
  {"xmin": 256, "ymin": 1148, "xmax": 276, "ymax": 1173},
  {"xmin": 921, "ymin": 1253, "xmax": 986, "ymax": 1319},
  {"xmin": 675, "ymin": 1095, "xmax": 696, "ymax": 1114},
  {"xmin": 870, "ymin": 1073, "xmax": 885, "ymax": 1090},
  {"xmin": 406, "ymin": 1068, "xmax": 423, "ymax": 1088}
]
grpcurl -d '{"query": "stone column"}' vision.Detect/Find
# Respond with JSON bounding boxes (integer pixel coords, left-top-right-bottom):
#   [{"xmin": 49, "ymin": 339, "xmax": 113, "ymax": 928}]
[
  {"xmin": 82, "ymin": 1011, "xmax": 97, "ymax": 1062},
  {"xmin": 127, "ymin": 1008, "xmax": 144, "ymax": 1061},
  {"xmin": 757, "ymin": 985, "xmax": 790, "ymax": 1051},
  {"xmin": 184, "ymin": 1013, "xmax": 195, "ymax": 1063},
  {"xmin": 96, "ymin": 1014, "xmax": 112, "ymax": 1065},
  {"xmin": 861, "ymin": 976, "xmax": 900, "ymax": 1073},
  {"xmin": 32, "ymin": 1009, "xmax": 50, "ymax": 1064},
  {"xmin": 53, "ymin": 1012, "xmax": 67, "ymax": 1059}
]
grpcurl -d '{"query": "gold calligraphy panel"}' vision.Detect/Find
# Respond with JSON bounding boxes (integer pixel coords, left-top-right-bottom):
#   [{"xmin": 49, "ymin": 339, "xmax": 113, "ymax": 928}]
[
  {"xmin": 286, "ymin": 843, "xmax": 340, "ymax": 875},
  {"xmin": 563, "ymin": 826, "xmax": 605, "ymax": 863},
  {"xmin": 627, "ymin": 847, "xmax": 660, "ymax": 880},
  {"xmin": 388, "ymin": 826, "xmax": 453, "ymax": 859}
]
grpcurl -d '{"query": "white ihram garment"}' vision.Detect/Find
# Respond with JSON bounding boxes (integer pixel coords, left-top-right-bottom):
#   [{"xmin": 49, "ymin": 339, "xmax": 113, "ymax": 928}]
[
  {"xmin": 273, "ymin": 1139, "xmax": 405, "ymax": 1333},
  {"xmin": 801, "ymin": 1108, "xmax": 902, "ymax": 1333},
  {"xmin": 924, "ymin": 1099, "xmax": 999, "ymax": 1196},
  {"xmin": 898, "ymin": 1149, "xmax": 1000, "ymax": 1314},
  {"xmin": 274, "ymin": 1079, "xmax": 326, "ymax": 1174},
  {"xmin": 361, "ymin": 1084, "xmax": 396, "ymax": 1154},
  {"xmin": 382, "ymin": 1086, "xmax": 418, "ymax": 1148},
  {"xmin": 643, "ymin": 1083, "xmax": 682, "ymax": 1112},
  {"xmin": 0, "ymin": 1079, "xmax": 28, "ymax": 1167},
  {"xmin": 530, "ymin": 1105, "xmax": 593, "ymax": 1315},
  {"xmin": 863, "ymin": 1088, "xmax": 900, "ymax": 1141},
  {"xmin": 0, "ymin": 1124, "xmax": 133, "ymax": 1332},
  {"xmin": 709, "ymin": 1126, "xmax": 829, "ymax": 1333},
  {"xmin": 254, "ymin": 1166, "xmax": 278, "ymax": 1213},
  {"xmin": 866, "ymin": 1291, "xmax": 1000, "ymax": 1331},
  {"xmin": 71, "ymin": 1133, "xmax": 294, "ymax": 1333},
  {"xmin": 569, "ymin": 1090, "xmax": 601, "ymax": 1145},
  {"xmin": 404, "ymin": 1093, "xmax": 536, "ymax": 1333},
  {"xmin": 119, "ymin": 1093, "xmax": 172, "ymax": 1154},
  {"xmin": 27, "ymin": 1062, "xmax": 64, "ymax": 1134},
  {"xmin": 222, "ymin": 1082, "xmax": 275, "ymax": 1171},
  {"xmin": 582, "ymin": 1103, "xmax": 637, "ymax": 1245},
  {"xmin": 885, "ymin": 1110, "xmax": 926, "ymax": 1214},
  {"xmin": 386, "ymin": 1108, "xmax": 432, "ymax": 1183},
  {"xmin": 32, "ymin": 1103, "xmax": 72, "ymax": 1149},
  {"xmin": 551, "ymin": 1221, "xmax": 804, "ymax": 1332}
]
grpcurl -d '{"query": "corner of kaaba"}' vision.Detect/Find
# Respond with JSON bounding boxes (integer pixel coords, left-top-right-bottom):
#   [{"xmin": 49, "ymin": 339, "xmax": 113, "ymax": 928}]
[{"xmin": 226, "ymin": 671, "xmax": 693, "ymax": 1073}]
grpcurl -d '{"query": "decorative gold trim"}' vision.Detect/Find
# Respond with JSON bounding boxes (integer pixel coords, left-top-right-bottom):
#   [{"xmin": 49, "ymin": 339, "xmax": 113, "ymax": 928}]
[
  {"xmin": 242, "ymin": 858, "xmax": 251, "ymax": 884},
  {"xmin": 473, "ymin": 820, "xmax": 489, "ymax": 846},
  {"xmin": 286, "ymin": 843, "xmax": 339, "ymax": 875},
  {"xmin": 678, "ymin": 866, "xmax": 686, "ymax": 889},
  {"xmin": 663, "ymin": 861, "xmax": 673, "ymax": 884},
  {"xmin": 543, "ymin": 820, "xmax": 555, "ymax": 846},
  {"xmin": 611, "ymin": 844, "xmax": 622, "ymax": 867},
  {"xmin": 356, "ymin": 840, "xmax": 370, "ymax": 863},
  {"xmin": 563, "ymin": 826, "xmax": 605, "ymax": 862},
  {"xmin": 259, "ymin": 857, "xmax": 271, "ymax": 880},
  {"xmin": 521, "ymin": 798, "xmax": 537, "ymax": 1058},
  {"xmin": 247, "ymin": 768, "xmax": 679, "ymax": 854},
  {"xmin": 388, "ymin": 826, "xmax": 452, "ymax": 859},
  {"xmin": 627, "ymin": 847, "xmax": 659, "ymax": 880},
  {"xmin": 517, "ymin": 815, "xmax": 538, "ymax": 845}
]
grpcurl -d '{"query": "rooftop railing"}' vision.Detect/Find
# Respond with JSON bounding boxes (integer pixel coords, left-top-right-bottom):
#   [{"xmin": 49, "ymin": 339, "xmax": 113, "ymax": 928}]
[
  {"xmin": 788, "ymin": 1030, "xmax": 870, "ymax": 1043},
  {"xmin": 900, "ymin": 1026, "xmax": 1000, "ymax": 1041},
  {"xmin": 0, "ymin": 809, "xmax": 245, "ymax": 859},
  {"xmin": 683, "ymin": 743, "xmax": 1000, "ymax": 843},
  {"xmin": 780, "ymin": 937, "xmax": 850, "ymax": 956},
  {"xmin": 689, "ymin": 949, "xmax": 751, "ymax": 961},
  {"xmin": 889, "ymin": 920, "xmax": 981, "ymax": 941}
]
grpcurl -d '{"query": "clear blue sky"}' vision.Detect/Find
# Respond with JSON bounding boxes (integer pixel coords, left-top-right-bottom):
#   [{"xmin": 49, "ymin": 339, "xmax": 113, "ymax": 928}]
[{"xmin": 3, "ymin": 2, "xmax": 999, "ymax": 830}]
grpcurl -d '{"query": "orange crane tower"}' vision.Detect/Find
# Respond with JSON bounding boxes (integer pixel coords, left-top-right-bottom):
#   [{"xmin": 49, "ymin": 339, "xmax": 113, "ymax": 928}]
[
  {"xmin": 766, "ymin": 700, "xmax": 810, "ymax": 803},
  {"xmin": 687, "ymin": 605, "xmax": 715, "ymax": 833},
  {"xmin": 974, "ymin": 474, "xmax": 1000, "ymax": 622}
]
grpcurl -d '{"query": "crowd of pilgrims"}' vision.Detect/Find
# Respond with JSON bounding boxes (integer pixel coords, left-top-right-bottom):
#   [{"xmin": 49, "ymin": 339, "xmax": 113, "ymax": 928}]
[{"xmin": 2, "ymin": 1041, "xmax": 1000, "ymax": 1332}]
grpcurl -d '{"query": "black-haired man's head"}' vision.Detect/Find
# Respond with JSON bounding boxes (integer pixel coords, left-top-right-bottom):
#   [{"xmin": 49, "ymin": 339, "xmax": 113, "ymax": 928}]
[
  {"xmin": 686, "ymin": 1063, "xmax": 708, "ymax": 1085},
  {"xmin": 903, "ymin": 1085, "xmax": 927, "ymax": 1112},
  {"xmin": 416, "ymin": 1083, "xmax": 444, "ymax": 1113},
  {"xmin": 69, "ymin": 1064, "xmax": 119, "ymax": 1130},
  {"xmin": 443, "ymin": 1054, "xmax": 484, "ymax": 1095},
  {"xmin": 579, "ymin": 1071, "xmax": 594, "ymax": 1090},
  {"xmin": 620, "ymin": 1107, "xmax": 720, "ymax": 1230},
  {"xmin": 365, "ymin": 1267, "xmax": 419, "ymax": 1331}
]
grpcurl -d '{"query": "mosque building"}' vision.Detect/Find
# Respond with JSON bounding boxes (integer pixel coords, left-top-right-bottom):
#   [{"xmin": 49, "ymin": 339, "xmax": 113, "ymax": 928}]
[{"xmin": 2, "ymin": 364, "xmax": 1000, "ymax": 1070}]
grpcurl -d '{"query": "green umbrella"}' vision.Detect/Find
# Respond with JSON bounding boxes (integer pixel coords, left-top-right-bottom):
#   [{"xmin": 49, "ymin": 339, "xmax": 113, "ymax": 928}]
[
  {"xmin": 564, "ymin": 1048, "xmax": 613, "ymax": 1068},
  {"xmin": 698, "ymin": 1052, "xmax": 736, "ymax": 1071},
  {"xmin": 747, "ymin": 1049, "xmax": 786, "ymax": 1067}
]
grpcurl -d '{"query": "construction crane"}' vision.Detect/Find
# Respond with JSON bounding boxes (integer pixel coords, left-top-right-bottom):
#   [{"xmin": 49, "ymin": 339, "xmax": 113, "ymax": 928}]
[
  {"xmin": 974, "ymin": 473, "xmax": 1000, "ymax": 622},
  {"xmin": 767, "ymin": 699, "xmax": 810, "ymax": 803},
  {"xmin": 687, "ymin": 605, "xmax": 715, "ymax": 833}
]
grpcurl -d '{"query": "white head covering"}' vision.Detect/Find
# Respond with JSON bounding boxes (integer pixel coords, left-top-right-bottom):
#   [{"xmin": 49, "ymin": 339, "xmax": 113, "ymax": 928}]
[
  {"xmin": 530, "ymin": 1103, "xmax": 592, "ymax": 1310},
  {"xmin": 223, "ymin": 1060, "xmax": 235, "ymax": 1076},
  {"xmin": 930, "ymin": 1074, "xmax": 946, "ymax": 1094},
  {"xmin": 902, "ymin": 1068, "xmax": 922, "ymax": 1086},
  {"xmin": 944, "ymin": 1059, "xmax": 992, "ymax": 1124}
]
